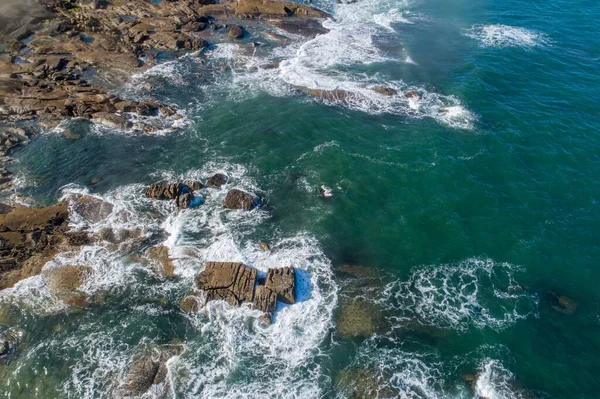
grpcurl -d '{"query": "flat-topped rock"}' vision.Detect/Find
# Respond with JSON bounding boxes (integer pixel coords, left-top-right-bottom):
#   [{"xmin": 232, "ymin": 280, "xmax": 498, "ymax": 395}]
[
  {"xmin": 193, "ymin": 262, "xmax": 298, "ymax": 324},
  {"xmin": 196, "ymin": 261, "xmax": 257, "ymax": 306}
]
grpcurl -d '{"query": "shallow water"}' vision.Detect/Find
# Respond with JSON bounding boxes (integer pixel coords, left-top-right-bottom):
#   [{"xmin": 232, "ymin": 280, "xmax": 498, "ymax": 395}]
[{"xmin": 2, "ymin": 0, "xmax": 600, "ymax": 397}]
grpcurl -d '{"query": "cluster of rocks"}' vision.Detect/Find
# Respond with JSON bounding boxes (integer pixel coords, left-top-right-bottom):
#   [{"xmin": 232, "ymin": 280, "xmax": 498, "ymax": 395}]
[
  {"xmin": 0, "ymin": 194, "xmax": 119, "ymax": 290},
  {"xmin": 145, "ymin": 173, "xmax": 261, "ymax": 210},
  {"xmin": 181, "ymin": 261, "xmax": 296, "ymax": 324},
  {"xmin": 294, "ymin": 85, "xmax": 423, "ymax": 104}
]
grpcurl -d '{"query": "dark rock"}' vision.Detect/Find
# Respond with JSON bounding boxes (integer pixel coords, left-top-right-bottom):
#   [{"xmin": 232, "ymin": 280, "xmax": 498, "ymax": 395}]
[
  {"xmin": 223, "ymin": 189, "xmax": 260, "ymax": 210},
  {"xmin": 265, "ymin": 266, "xmax": 295, "ymax": 304},
  {"xmin": 404, "ymin": 90, "xmax": 421, "ymax": 99},
  {"xmin": 228, "ymin": 25, "xmax": 244, "ymax": 39},
  {"xmin": 205, "ymin": 173, "xmax": 228, "ymax": 188}
]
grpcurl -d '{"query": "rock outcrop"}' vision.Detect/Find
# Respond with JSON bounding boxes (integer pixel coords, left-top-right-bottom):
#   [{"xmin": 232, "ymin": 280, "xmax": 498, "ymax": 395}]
[
  {"xmin": 42, "ymin": 265, "xmax": 93, "ymax": 308},
  {"xmin": 223, "ymin": 188, "xmax": 260, "ymax": 210},
  {"xmin": 145, "ymin": 182, "xmax": 203, "ymax": 209},
  {"xmin": 70, "ymin": 194, "xmax": 114, "ymax": 224},
  {"xmin": 0, "ymin": 202, "xmax": 88, "ymax": 290},
  {"xmin": 192, "ymin": 261, "xmax": 296, "ymax": 324}
]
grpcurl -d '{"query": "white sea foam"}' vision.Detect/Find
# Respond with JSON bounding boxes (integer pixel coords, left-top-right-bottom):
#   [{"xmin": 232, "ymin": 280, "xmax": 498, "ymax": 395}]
[
  {"xmin": 474, "ymin": 359, "xmax": 528, "ymax": 399},
  {"xmin": 198, "ymin": 0, "xmax": 475, "ymax": 129},
  {"xmin": 464, "ymin": 24, "xmax": 549, "ymax": 48},
  {"xmin": 380, "ymin": 258, "xmax": 538, "ymax": 332}
]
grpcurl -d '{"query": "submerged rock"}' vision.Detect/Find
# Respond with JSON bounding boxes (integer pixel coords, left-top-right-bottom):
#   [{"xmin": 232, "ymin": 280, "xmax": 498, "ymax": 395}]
[
  {"xmin": 336, "ymin": 298, "xmax": 382, "ymax": 338},
  {"xmin": 336, "ymin": 369, "xmax": 399, "ymax": 399},
  {"xmin": 0, "ymin": 328, "xmax": 24, "ymax": 358},
  {"xmin": 223, "ymin": 189, "xmax": 260, "ymax": 210},
  {"xmin": 42, "ymin": 265, "xmax": 93, "ymax": 308}
]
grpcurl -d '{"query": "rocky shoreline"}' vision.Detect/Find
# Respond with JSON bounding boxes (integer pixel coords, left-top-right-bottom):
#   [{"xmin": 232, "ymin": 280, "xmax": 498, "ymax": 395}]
[{"xmin": 0, "ymin": 0, "xmax": 331, "ymax": 192}]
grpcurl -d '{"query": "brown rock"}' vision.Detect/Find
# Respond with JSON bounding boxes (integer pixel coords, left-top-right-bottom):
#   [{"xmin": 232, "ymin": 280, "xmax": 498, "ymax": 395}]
[
  {"xmin": 196, "ymin": 261, "xmax": 257, "ymax": 306},
  {"xmin": 252, "ymin": 284, "xmax": 277, "ymax": 313},
  {"xmin": 148, "ymin": 246, "xmax": 175, "ymax": 278},
  {"xmin": 372, "ymin": 86, "xmax": 397, "ymax": 96},
  {"xmin": 223, "ymin": 189, "xmax": 259, "ymax": 210},
  {"xmin": 228, "ymin": 25, "xmax": 244, "ymax": 39},
  {"xmin": 404, "ymin": 90, "xmax": 421, "ymax": 99},
  {"xmin": 42, "ymin": 265, "xmax": 93, "ymax": 293},
  {"xmin": 265, "ymin": 266, "xmax": 295, "ymax": 304},
  {"xmin": 180, "ymin": 294, "xmax": 200, "ymax": 313},
  {"xmin": 336, "ymin": 298, "xmax": 381, "ymax": 338},
  {"xmin": 176, "ymin": 192, "xmax": 194, "ymax": 209}
]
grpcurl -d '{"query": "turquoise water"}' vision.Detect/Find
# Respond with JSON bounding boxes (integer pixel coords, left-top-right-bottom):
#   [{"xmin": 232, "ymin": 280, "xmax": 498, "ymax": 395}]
[{"xmin": 2, "ymin": 0, "xmax": 600, "ymax": 397}]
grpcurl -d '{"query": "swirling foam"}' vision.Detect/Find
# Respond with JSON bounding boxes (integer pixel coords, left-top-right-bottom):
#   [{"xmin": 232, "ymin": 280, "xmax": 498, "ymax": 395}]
[
  {"xmin": 380, "ymin": 258, "xmax": 538, "ymax": 332},
  {"xmin": 463, "ymin": 24, "xmax": 549, "ymax": 48}
]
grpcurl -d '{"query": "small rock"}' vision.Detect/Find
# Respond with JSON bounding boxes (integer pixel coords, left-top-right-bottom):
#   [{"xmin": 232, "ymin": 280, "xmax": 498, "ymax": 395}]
[
  {"xmin": 258, "ymin": 241, "xmax": 271, "ymax": 252},
  {"xmin": 372, "ymin": 86, "xmax": 397, "ymax": 96},
  {"xmin": 180, "ymin": 294, "xmax": 200, "ymax": 313},
  {"xmin": 404, "ymin": 90, "xmax": 421, "ymax": 99},
  {"xmin": 205, "ymin": 173, "xmax": 228, "ymax": 188},
  {"xmin": 90, "ymin": 177, "xmax": 102, "ymax": 185},
  {"xmin": 320, "ymin": 185, "xmax": 333, "ymax": 198},
  {"xmin": 228, "ymin": 25, "xmax": 244, "ymax": 39}
]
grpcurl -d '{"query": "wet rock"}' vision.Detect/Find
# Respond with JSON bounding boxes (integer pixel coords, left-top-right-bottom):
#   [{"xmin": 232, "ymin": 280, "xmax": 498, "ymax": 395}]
[
  {"xmin": 176, "ymin": 192, "xmax": 194, "ymax": 209},
  {"xmin": 372, "ymin": 86, "xmax": 397, "ymax": 96},
  {"xmin": 196, "ymin": 261, "xmax": 257, "ymax": 306},
  {"xmin": 205, "ymin": 173, "xmax": 228, "ymax": 188},
  {"xmin": 336, "ymin": 298, "xmax": 381, "ymax": 338},
  {"xmin": 71, "ymin": 194, "xmax": 114, "ymax": 224},
  {"xmin": 295, "ymin": 86, "xmax": 352, "ymax": 102},
  {"xmin": 180, "ymin": 294, "xmax": 200, "ymax": 313},
  {"xmin": 145, "ymin": 182, "xmax": 199, "ymax": 209},
  {"xmin": 404, "ymin": 90, "xmax": 421, "ymax": 99},
  {"xmin": 148, "ymin": 246, "xmax": 175, "ymax": 278},
  {"xmin": 0, "ymin": 127, "xmax": 30, "ymax": 155},
  {"xmin": 119, "ymin": 345, "xmax": 184, "ymax": 397},
  {"xmin": 0, "ymin": 328, "xmax": 23, "ymax": 358},
  {"xmin": 0, "ymin": 202, "xmax": 77, "ymax": 290},
  {"xmin": 185, "ymin": 181, "xmax": 204, "ymax": 190},
  {"xmin": 119, "ymin": 353, "xmax": 161, "ymax": 396},
  {"xmin": 223, "ymin": 189, "xmax": 260, "ymax": 210},
  {"xmin": 258, "ymin": 241, "xmax": 271, "ymax": 252},
  {"xmin": 42, "ymin": 265, "xmax": 92, "ymax": 293},
  {"xmin": 265, "ymin": 266, "xmax": 295, "ymax": 304},
  {"xmin": 228, "ymin": 25, "xmax": 244, "ymax": 39}
]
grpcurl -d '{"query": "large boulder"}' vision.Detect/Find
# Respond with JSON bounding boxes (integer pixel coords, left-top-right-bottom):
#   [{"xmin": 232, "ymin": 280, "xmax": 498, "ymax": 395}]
[
  {"xmin": 196, "ymin": 261, "xmax": 257, "ymax": 306},
  {"xmin": 223, "ymin": 189, "xmax": 260, "ymax": 210},
  {"xmin": 148, "ymin": 246, "xmax": 175, "ymax": 278}
]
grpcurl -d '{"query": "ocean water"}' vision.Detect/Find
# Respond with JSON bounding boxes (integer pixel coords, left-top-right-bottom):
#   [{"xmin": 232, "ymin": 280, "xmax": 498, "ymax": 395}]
[{"xmin": 1, "ymin": 0, "xmax": 600, "ymax": 397}]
